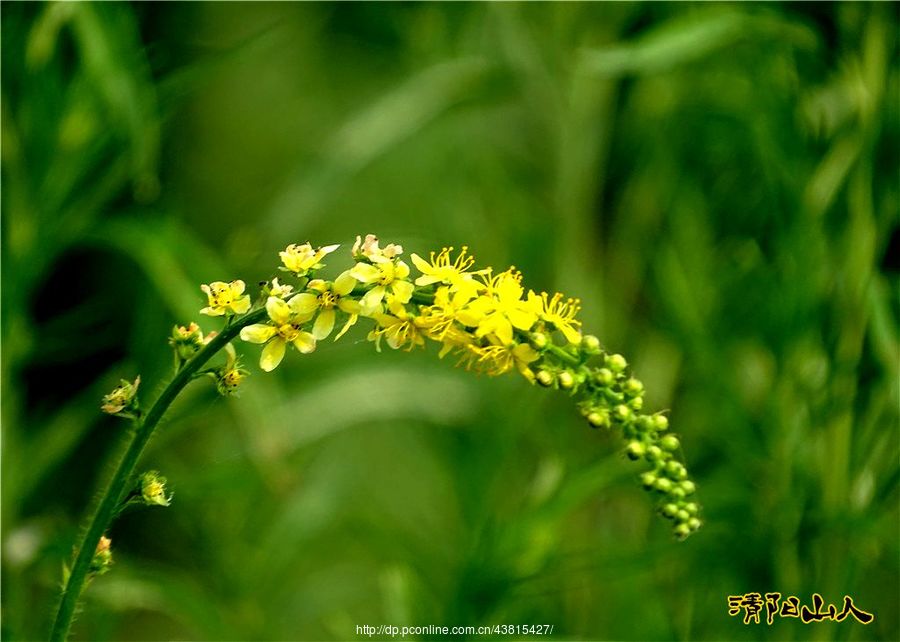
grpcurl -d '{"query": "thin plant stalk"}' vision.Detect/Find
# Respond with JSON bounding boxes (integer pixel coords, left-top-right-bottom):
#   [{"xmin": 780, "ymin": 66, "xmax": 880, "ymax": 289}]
[{"xmin": 49, "ymin": 308, "xmax": 266, "ymax": 642}]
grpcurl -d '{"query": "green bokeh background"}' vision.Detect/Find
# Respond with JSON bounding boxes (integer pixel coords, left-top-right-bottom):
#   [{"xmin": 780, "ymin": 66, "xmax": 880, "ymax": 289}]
[{"xmin": 2, "ymin": 2, "xmax": 898, "ymax": 641}]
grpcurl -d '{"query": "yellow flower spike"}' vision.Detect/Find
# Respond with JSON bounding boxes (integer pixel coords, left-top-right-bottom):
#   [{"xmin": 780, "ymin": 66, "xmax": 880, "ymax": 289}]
[
  {"xmin": 200, "ymin": 280, "xmax": 251, "ymax": 316},
  {"xmin": 410, "ymin": 246, "xmax": 488, "ymax": 287},
  {"xmin": 539, "ymin": 292, "xmax": 583, "ymax": 345},
  {"xmin": 279, "ymin": 242, "xmax": 340, "ymax": 275}
]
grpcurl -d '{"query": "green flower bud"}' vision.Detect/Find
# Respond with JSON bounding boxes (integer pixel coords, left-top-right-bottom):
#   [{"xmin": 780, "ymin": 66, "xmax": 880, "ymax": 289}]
[
  {"xmin": 558, "ymin": 370, "xmax": 575, "ymax": 390},
  {"xmin": 645, "ymin": 445, "xmax": 663, "ymax": 462},
  {"xmin": 594, "ymin": 368, "xmax": 614, "ymax": 386},
  {"xmin": 674, "ymin": 523, "xmax": 691, "ymax": 540},
  {"xmin": 641, "ymin": 472, "xmax": 657, "ymax": 489},
  {"xmin": 536, "ymin": 370, "xmax": 555, "ymax": 387},
  {"xmin": 625, "ymin": 441, "xmax": 645, "ymax": 460},
  {"xmin": 636, "ymin": 415, "xmax": 655, "ymax": 432},
  {"xmin": 581, "ymin": 334, "xmax": 601, "ymax": 354},
  {"xmin": 606, "ymin": 353, "xmax": 627, "ymax": 373},
  {"xmin": 684, "ymin": 502, "xmax": 699, "ymax": 516},
  {"xmin": 669, "ymin": 486, "xmax": 686, "ymax": 500},
  {"xmin": 680, "ymin": 480, "xmax": 696, "ymax": 496},
  {"xmin": 629, "ymin": 397, "xmax": 644, "ymax": 411},
  {"xmin": 688, "ymin": 517, "xmax": 702, "ymax": 531},
  {"xmin": 676, "ymin": 509, "xmax": 690, "ymax": 522},
  {"xmin": 614, "ymin": 404, "xmax": 633, "ymax": 422},
  {"xmin": 660, "ymin": 435, "xmax": 680, "ymax": 452},
  {"xmin": 653, "ymin": 415, "xmax": 669, "ymax": 432},
  {"xmin": 90, "ymin": 536, "xmax": 113, "ymax": 575},
  {"xmin": 665, "ymin": 461, "xmax": 687, "ymax": 480},
  {"xmin": 587, "ymin": 411, "xmax": 609, "ymax": 429},
  {"xmin": 654, "ymin": 478, "xmax": 673, "ymax": 493},
  {"xmin": 662, "ymin": 503, "xmax": 678, "ymax": 518},
  {"xmin": 623, "ymin": 378, "xmax": 644, "ymax": 397},
  {"xmin": 603, "ymin": 389, "xmax": 624, "ymax": 404},
  {"xmin": 530, "ymin": 332, "xmax": 549, "ymax": 350}
]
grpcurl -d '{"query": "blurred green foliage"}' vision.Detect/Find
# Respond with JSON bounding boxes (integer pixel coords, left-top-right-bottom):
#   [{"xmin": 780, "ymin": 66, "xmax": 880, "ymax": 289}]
[{"xmin": 2, "ymin": 2, "xmax": 898, "ymax": 641}]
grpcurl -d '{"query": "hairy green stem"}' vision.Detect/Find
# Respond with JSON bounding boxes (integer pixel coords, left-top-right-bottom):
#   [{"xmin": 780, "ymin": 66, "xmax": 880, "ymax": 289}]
[{"xmin": 49, "ymin": 308, "xmax": 267, "ymax": 642}]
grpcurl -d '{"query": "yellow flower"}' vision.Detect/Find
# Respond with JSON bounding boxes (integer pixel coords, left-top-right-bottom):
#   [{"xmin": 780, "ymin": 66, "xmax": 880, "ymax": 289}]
[
  {"xmin": 239, "ymin": 296, "xmax": 317, "ymax": 371},
  {"xmin": 288, "ymin": 271, "xmax": 362, "ymax": 340},
  {"xmin": 349, "ymin": 258, "xmax": 414, "ymax": 309},
  {"xmin": 279, "ymin": 242, "xmax": 339, "ymax": 274},
  {"xmin": 415, "ymin": 284, "xmax": 480, "ymax": 341},
  {"xmin": 467, "ymin": 340, "xmax": 541, "ymax": 381},
  {"xmin": 352, "ymin": 234, "xmax": 403, "ymax": 261},
  {"xmin": 101, "ymin": 376, "xmax": 140, "ymax": 415},
  {"xmin": 200, "ymin": 280, "xmax": 251, "ymax": 316},
  {"xmin": 368, "ymin": 300, "xmax": 425, "ymax": 351},
  {"xmin": 539, "ymin": 292, "xmax": 582, "ymax": 344},
  {"xmin": 463, "ymin": 269, "xmax": 541, "ymax": 345},
  {"xmin": 410, "ymin": 246, "xmax": 487, "ymax": 287}
]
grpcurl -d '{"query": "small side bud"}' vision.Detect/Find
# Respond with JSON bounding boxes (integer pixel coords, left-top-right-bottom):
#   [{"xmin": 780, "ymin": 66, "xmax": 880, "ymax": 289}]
[
  {"xmin": 580, "ymin": 334, "xmax": 601, "ymax": 355},
  {"xmin": 625, "ymin": 441, "xmax": 646, "ymax": 460},
  {"xmin": 623, "ymin": 378, "xmax": 644, "ymax": 397},
  {"xmin": 101, "ymin": 377, "xmax": 141, "ymax": 417},
  {"xmin": 660, "ymin": 435, "xmax": 680, "ymax": 452},
  {"xmin": 674, "ymin": 523, "xmax": 691, "ymax": 540},
  {"xmin": 536, "ymin": 370, "xmax": 555, "ymax": 387},
  {"xmin": 594, "ymin": 368, "xmax": 614, "ymax": 387},
  {"xmin": 606, "ymin": 353, "xmax": 627, "ymax": 373},
  {"xmin": 661, "ymin": 503, "xmax": 678, "ymax": 518},
  {"xmin": 90, "ymin": 536, "xmax": 113, "ymax": 575},
  {"xmin": 688, "ymin": 517, "xmax": 702, "ymax": 531},
  {"xmin": 652, "ymin": 414, "xmax": 669, "ymax": 432},
  {"xmin": 558, "ymin": 370, "xmax": 575, "ymax": 390},
  {"xmin": 587, "ymin": 410, "xmax": 609, "ymax": 429},
  {"xmin": 140, "ymin": 471, "xmax": 171, "ymax": 507},
  {"xmin": 530, "ymin": 332, "xmax": 549, "ymax": 350},
  {"xmin": 680, "ymin": 480, "xmax": 696, "ymax": 496}
]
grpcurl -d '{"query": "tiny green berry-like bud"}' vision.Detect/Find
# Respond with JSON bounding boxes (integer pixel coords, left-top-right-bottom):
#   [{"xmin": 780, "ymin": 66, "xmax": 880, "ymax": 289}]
[
  {"xmin": 674, "ymin": 523, "xmax": 691, "ymax": 540},
  {"xmin": 581, "ymin": 334, "xmax": 601, "ymax": 354},
  {"xmin": 594, "ymin": 368, "xmax": 614, "ymax": 386},
  {"xmin": 614, "ymin": 404, "xmax": 633, "ymax": 422},
  {"xmin": 139, "ymin": 471, "xmax": 171, "ymax": 507},
  {"xmin": 660, "ymin": 435, "xmax": 680, "ymax": 451},
  {"xmin": 669, "ymin": 487, "xmax": 686, "ymax": 500},
  {"xmin": 625, "ymin": 441, "xmax": 645, "ymax": 460},
  {"xmin": 665, "ymin": 461, "xmax": 687, "ymax": 480},
  {"xmin": 587, "ymin": 411, "xmax": 608, "ymax": 429},
  {"xmin": 688, "ymin": 517, "xmax": 702, "ymax": 531},
  {"xmin": 680, "ymin": 480, "xmax": 696, "ymax": 496},
  {"xmin": 536, "ymin": 370, "xmax": 554, "ymax": 387},
  {"xmin": 629, "ymin": 396, "xmax": 644, "ymax": 411},
  {"xmin": 653, "ymin": 415, "xmax": 669, "ymax": 432},
  {"xmin": 684, "ymin": 502, "xmax": 699, "ymax": 516},
  {"xmin": 645, "ymin": 445, "xmax": 663, "ymax": 462},
  {"xmin": 641, "ymin": 472, "xmax": 657, "ymax": 489},
  {"xmin": 654, "ymin": 478, "xmax": 674, "ymax": 493},
  {"xmin": 606, "ymin": 353, "xmax": 627, "ymax": 373},
  {"xmin": 662, "ymin": 503, "xmax": 678, "ymax": 518},
  {"xmin": 558, "ymin": 370, "xmax": 575, "ymax": 390},
  {"xmin": 623, "ymin": 378, "xmax": 644, "ymax": 397},
  {"xmin": 676, "ymin": 509, "xmax": 690, "ymax": 522},
  {"xmin": 530, "ymin": 332, "xmax": 549, "ymax": 350}
]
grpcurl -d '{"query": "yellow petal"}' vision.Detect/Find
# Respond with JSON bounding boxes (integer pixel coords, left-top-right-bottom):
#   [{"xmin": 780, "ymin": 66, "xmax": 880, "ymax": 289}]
[
  {"xmin": 339, "ymin": 299, "xmax": 362, "ymax": 314},
  {"xmin": 334, "ymin": 270, "xmax": 357, "ymax": 296},
  {"xmin": 200, "ymin": 306, "xmax": 225, "ymax": 317},
  {"xmin": 361, "ymin": 286, "xmax": 385, "ymax": 309},
  {"xmin": 231, "ymin": 295, "xmax": 251, "ymax": 314},
  {"xmin": 240, "ymin": 324, "xmax": 276, "ymax": 344},
  {"xmin": 260, "ymin": 338, "xmax": 286, "ymax": 372},
  {"xmin": 349, "ymin": 262, "xmax": 381, "ymax": 283},
  {"xmin": 513, "ymin": 343, "xmax": 540, "ymax": 364},
  {"xmin": 507, "ymin": 308, "xmax": 536, "ymax": 332},
  {"xmin": 334, "ymin": 313, "xmax": 358, "ymax": 340},
  {"xmin": 410, "ymin": 253, "xmax": 432, "ymax": 274},
  {"xmin": 313, "ymin": 308, "xmax": 335, "ymax": 340},
  {"xmin": 266, "ymin": 296, "xmax": 291, "ymax": 325},
  {"xmin": 394, "ymin": 260, "xmax": 410, "ymax": 279},
  {"xmin": 414, "ymin": 275, "xmax": 440, "ymax": 286},
  {"xmin": 292, "ymin": 331, "xmax": 317, "ymax": 354},
  {"xmin": 390, "ymin": 280, "xmax": 414, "ymax": 304},
  {"xmin": 560, "ymin": 324, "xmax": 582, "ymax": 345},
  {"xmin": 231, "ymin": 280, "xmax": 246, "ymax": 295},
  {"xmin": 289, "ymin": 292, "xmax": 319, "ymax": 316}
]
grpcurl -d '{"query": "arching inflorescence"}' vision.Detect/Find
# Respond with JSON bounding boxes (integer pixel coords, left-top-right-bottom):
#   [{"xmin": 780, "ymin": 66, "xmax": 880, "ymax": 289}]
[{"xmin": 194, "ymin": 234, "xmax": 700, "ymax": 539}]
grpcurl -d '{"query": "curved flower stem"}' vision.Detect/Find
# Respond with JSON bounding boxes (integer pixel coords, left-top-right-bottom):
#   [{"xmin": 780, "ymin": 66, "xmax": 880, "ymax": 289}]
[{"xmin": 49, "ymin": 308, "xmax": 267, "ymax": 642}]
